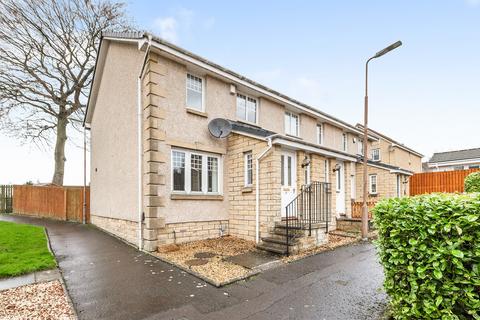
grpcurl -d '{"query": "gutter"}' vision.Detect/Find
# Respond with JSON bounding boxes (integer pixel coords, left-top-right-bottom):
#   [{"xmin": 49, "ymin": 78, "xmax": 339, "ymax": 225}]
[
  {"xmin": 255, "ymin": 136, "xmax": 273, "ymax": 244},
  {"xmin": 137, "ymin": 34, "xmax": 153, "ymax": 250}
]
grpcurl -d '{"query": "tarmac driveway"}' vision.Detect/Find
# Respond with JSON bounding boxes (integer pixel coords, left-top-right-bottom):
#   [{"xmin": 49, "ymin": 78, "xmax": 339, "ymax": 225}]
[{"xmin": 0, "ymin": 214, "xmax": 388, "ymax": 320}]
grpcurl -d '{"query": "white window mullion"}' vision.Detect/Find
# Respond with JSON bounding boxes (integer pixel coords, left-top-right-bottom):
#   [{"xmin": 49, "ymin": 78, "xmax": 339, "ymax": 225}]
[
  {"xmin": 202, "ymin": 155, "xmax": 208, "ymax": 194},
  {"xmin": 185, "ymin": 152, "xmax": 192, "ymax": 193}
]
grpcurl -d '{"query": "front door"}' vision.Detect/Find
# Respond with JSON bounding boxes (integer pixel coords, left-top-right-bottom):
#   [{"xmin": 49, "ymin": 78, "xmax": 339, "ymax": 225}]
[
  {"xmin": 335, "ymin": 161, "xmax": 346, "ymax": 215},
  {"xmin": 281, "ymin": 150, "xmax": 297, "ymax": 217}
]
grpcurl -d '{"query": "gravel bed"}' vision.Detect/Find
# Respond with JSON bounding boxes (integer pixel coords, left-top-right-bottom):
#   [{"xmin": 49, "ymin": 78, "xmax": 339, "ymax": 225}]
[
  {"xmin": 0, "ymin": 280, "xmax": 75, "ymax": 320},
  {"xmin": 156, "ymin": 236, "xmax": 256, "ymax": 285}
]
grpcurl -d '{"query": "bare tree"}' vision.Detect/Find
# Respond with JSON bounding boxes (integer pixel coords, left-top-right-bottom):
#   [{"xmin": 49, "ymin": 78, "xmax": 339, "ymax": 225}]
[{"xmin": 0, "ymin": 0, "xmax": 130, "ymax": 185}]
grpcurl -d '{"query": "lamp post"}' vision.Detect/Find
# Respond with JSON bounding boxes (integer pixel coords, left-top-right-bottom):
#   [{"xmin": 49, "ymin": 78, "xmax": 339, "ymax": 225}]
[{"xmin": 362, "ymin": 41, "xmax": 402, "ymax": 240}]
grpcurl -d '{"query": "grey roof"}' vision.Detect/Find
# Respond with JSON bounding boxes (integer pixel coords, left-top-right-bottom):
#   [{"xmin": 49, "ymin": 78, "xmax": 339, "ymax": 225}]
[
  {"xmin": 429, "ymin": 148, "xmax": 480, "ymax": 163},
  {"xmin": 227, "ymin": 120, "xmax": 275, "ymax": 138},
  {"xmin": 98, "ymin": 31, "xmax": 364, "ymax": 134},
  {"xmin": 357, "ymin": 156, "xmax": 413, "ymax": 174}
]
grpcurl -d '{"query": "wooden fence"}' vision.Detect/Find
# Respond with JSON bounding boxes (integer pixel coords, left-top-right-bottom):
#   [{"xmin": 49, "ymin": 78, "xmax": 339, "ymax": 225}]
[
  {"xmin": 351, "ymin": 201, "xmax": 376, "ymax": 219},
  {"xmin": 0, "ymin": 185, "xmax": 13, "ymax": 213},
  {"xmin": 409, "ymin": 168, "xmax": 479, "ymax": 196},
  {"xmin": 13, "ymin": 185, "xmax": 90, "ymax": 222}
]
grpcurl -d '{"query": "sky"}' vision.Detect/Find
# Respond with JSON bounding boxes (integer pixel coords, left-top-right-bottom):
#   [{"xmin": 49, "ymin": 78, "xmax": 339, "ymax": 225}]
[{"xmin": 1, "ymin": 0, "xmax": 479, "ymax": 185}]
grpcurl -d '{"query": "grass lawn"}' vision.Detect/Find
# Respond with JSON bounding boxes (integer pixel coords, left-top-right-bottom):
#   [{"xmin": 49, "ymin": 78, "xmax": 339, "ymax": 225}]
[{"xmin": 0, "ymin": 221, "xmax": 56, "ymax": 278}]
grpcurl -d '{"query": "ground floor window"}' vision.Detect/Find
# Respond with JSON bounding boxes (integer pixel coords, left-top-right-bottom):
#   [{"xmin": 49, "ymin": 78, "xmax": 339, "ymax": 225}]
[
  {"xmin": 171, "ymin": 148, "xmax": 222, "ymax": 194},
  {"xmin": 244, "ymin": 152, "xmax": 253, "ymax": 186},
  {"xmin": 369, "ymin": 174, "xmax": 378, "ymax": 195}
]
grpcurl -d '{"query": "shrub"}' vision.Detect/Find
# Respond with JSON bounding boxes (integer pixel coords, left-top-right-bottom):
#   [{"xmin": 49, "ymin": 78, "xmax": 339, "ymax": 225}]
[
  {"xmin": 373, "ymin": 193, "xmax": 480, "ymax": 320},
  {"xmin": 465, "ymin": 172, "xmax": 480, "ymax": 193}
]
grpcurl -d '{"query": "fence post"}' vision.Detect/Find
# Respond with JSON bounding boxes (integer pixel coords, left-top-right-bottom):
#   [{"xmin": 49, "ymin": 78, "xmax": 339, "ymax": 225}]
[{"xmin": 63, "ymin": 188, "xmax": 68, "ymax": 221}]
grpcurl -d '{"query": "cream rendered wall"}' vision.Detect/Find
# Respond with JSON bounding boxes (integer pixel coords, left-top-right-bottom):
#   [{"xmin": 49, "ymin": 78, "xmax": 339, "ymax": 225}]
[
  {"xmin": 90, "ymin": 42, "xmax": 144, "ymax": 222},
  {"xmin": 258, "ymin": 97, "xmax": 284, "ymax": 134},
  {"xmin": 158, "ymin": 57, "xmax": 233, "ymax": 224}
]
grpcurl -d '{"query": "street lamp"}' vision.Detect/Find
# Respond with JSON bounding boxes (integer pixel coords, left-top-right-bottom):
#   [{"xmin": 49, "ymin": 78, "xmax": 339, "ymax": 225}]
[{"xmin": 362, "ymin": 41, "xmax": 402, "ymax": 240}]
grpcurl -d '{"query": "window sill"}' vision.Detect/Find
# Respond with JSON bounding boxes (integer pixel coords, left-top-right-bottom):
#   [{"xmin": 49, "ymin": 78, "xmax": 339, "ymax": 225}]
[
  {"xmin": 170, "ymin": 194, "xmax": 224, "ymax": 201},
  {"xmin": 186, "ymin": 108, "xmax": 208, "ymax": 118},
  {"xmin": 242, "ymin": 186, "xmax": 253, "ymax": 193},
  {"xmin": 369, "ymin": 193, "xmax": 378, "ymax": 197}
]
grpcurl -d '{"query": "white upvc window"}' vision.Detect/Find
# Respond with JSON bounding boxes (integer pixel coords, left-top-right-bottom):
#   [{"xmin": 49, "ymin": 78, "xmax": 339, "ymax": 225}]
[
  {"xmin": 285, "ymin": 111, "xmax": 299, "ymax": 136},
  {"xmin": 316, "ymin": 124, "xmax": 324, "ymax": 145},
  {"xmin": 342, "ymin": 133, "xmax": 348, "ymax": 152},
  {"xmin": 186, "ymin": 73, "xmax": 204, "ymax": 111},
  {"xmin": 357, "ymin": 140, "xmax": 364, "ymax": 155},
  {"xmin": 244, "ymin": 152, "xmax": 253, "ymax": 186},
  {"xmin": 171, "ymin": 149, "xmax": 222, "ymax": 194},
  {"xmin": 369, "ymin": 174, "xmax": 378, "ymax": 194},
  {"xmin": 236, "ymin": 93, "xmax": 257, "ymax": 123},
  {"xmin": 372, "ymin": 148, "xmax": 380, "ymax": 161}
]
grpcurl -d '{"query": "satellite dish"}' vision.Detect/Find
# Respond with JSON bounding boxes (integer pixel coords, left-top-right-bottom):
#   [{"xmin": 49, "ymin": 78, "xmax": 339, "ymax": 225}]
[{"xmin": 208, "ymin": 118, "xmax": 232, "ymax": 138}]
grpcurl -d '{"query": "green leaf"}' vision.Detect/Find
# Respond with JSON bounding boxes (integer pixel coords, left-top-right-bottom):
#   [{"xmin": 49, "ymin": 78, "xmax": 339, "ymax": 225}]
[
  {"xmin": 452, "ymin": 250, "xmax": 464, "ymax": 258},
  {"xmin": 409, "ymin": 238, "xmax": 418, "ymax": 246},
  {"xmin": 435, "ymin": 296, "xmax": 443, "ymax": 306},
  {"xmin": 434, "ymin": 269, "xmax": 443, "ymax": 279}
]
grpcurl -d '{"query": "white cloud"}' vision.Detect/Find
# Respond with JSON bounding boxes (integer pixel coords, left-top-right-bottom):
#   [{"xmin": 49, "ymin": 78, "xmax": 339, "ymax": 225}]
[
  {"xmin": 153, "ymin": 16, "xmax": 178, "ymax": 43},
  {"xmin": 152, "ymin": 8, "xmax": 215, "ymax": 44}
]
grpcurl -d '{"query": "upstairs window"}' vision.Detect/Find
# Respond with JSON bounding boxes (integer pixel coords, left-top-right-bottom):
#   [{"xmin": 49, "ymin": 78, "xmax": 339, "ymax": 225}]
[
  {"xmin": 369, "ymin": 174, "xmax": 378, "ymax": 194},
  {"xmin": 317, "ymin": 124, "xmax": 324, "ymax": 145},
  {"xmin": 244, "ymin": 152, "xmax": 253, "ymax": 186},
  {"xmin": 186, "ymin": 73, "xmax": 203, "ymax": 111},
  {"xmin": 342, "ymin": 133, "xmax": 348, "ymax": 152},
  {"xmin": 285, "ymin": 112, "xmax": 299, "ymax": 136},
  {"xmin": 372, "ymin": 148, "xmax": 380, "ymax": 161},
  {"xmin": 236, "ymin": 94, "xmax": 257, "ymax": 123},
  {"xmin": 357, "ymin": 140, "xmax": 364, "ymax": 156}
]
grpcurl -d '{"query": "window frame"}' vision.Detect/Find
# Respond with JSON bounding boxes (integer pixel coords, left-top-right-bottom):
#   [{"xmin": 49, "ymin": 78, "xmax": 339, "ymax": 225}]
[
  {"xmin": 369, "ymin": 174, "xmax": 378, "ymax": 195},
  {"xmin": 316, "ymin": 124, "xmax": 324, "ymax": 145},
  {"xmin": 236, "ymin": 93, "xmax": 258, "ymax": 124},
  {"xmin": 371, "ymin": 148, "xmax": 380, "ymax": 161},
  {"xmin": 185, "ymin": 73, "xmax": 205, "ymax": 112},
  {"xmin": 244, "ymin": 152, "xmax": 253, "ymax": 187},
  {"xmin": 171, "ymin": 148, "xmax": 222, "ymax": 195},
  {"xmin": 342, "ymin": 133, "xmax": 348, "ymax": 152},
  {"xmin": 285, "ymin": 111, "xmax": 300, "ymax": 137}
]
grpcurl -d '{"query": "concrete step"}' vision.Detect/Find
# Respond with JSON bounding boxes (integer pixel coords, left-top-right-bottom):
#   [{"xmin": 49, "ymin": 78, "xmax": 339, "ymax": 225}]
[
  {"xmin": 272, "ymin": 228, "xmax": 304, "ymax": 238},
  {"xmin": 261, "ymin": 236, "xmax": 298, "ymax": 246},
  {"xmin": 256, "ymin": 243, "xmax": 287, "ymax": 255}
]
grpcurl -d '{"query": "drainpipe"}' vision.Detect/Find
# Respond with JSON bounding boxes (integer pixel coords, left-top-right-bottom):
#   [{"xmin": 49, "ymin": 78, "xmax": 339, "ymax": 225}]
[
  {"xmin": 137, "ymin": 35, "xmax": 152, "ymax": 250},
  {"xmin": 255, "ymin": 137, "xmax": 273, "ymax": 244}
]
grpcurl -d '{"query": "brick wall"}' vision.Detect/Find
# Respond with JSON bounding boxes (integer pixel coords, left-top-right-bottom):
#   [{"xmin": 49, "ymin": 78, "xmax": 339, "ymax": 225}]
[{"xmin": 91, "ymin": 215, "xmax": 138, "ymax": 245}]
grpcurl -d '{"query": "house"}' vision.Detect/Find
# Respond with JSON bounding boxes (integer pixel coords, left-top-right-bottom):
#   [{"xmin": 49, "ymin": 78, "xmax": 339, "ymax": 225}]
[
  {"xmin": 424, "ymin": 148, "xmax": 480, "ymax": 172},
  {"xmin": 354, "ymin": 125, "xmax": 423, "ymax": 201},
  {"xmin": 84, "ymin": 31, "xmax": 422, "ymax": 254}
]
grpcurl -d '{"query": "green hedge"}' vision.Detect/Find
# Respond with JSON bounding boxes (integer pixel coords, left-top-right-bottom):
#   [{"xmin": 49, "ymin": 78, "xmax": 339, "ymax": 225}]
[
  {"xmin": 373, "ymin": 193, "xmax": 480, "ymax": 320},
  {"xmin": 465, "ymin": 172, "xmax": 480, "ymax": 193}
]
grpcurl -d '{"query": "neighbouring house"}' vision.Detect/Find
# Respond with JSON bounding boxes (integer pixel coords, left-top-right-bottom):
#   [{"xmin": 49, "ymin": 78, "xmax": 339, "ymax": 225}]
[
  {"xmin": 84, "ymin": 31, "xmax": 423, "ymax": 254},
  {"xmin": 424, "ymin": 148, "xmax": 480, "ymax": 172}
]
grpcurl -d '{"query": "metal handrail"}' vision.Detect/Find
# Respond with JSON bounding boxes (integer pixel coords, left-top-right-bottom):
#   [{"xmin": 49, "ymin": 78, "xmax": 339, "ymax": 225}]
[{"xmin": 285, "ymin": 181, "xmax": 331, "ymax": 255}]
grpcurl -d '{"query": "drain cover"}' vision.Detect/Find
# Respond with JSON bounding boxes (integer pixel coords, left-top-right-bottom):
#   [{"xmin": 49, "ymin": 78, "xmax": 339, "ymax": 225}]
[
  {"xmin": 185, "ymin": 259, "xmax": 208, "ymax": 267},
  {"xmin": 194, "ymin": 252, "xmax": 216, "ymax": 259}
]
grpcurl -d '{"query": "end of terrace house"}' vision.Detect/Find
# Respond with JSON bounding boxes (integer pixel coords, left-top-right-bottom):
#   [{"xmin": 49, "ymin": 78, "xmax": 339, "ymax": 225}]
[{"xmin": 84, "ymin": 31, "xmax": 423, "ymax": 254}]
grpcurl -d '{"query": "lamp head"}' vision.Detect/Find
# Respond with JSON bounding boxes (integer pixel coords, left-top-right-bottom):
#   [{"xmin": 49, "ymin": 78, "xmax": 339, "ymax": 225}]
[{"xmin": 374, "ymin": 41, "xmax": 402, "ymax": 58}]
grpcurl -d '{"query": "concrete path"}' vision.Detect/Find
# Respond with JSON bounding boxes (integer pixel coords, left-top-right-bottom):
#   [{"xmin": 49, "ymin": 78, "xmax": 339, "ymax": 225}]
[{"xmin": 0, "ymin": 214, "xmax": 387, "ymax": 320}]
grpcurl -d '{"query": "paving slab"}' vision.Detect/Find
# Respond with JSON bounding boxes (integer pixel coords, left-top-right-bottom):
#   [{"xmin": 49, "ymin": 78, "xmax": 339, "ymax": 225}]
[
  {"xmin": 0, "ymin": 214, "xmax": 387, "ymax": 320},
  {"xmin": 225, "ymin": 251, "xmax": 279, "ymax": 269}
]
